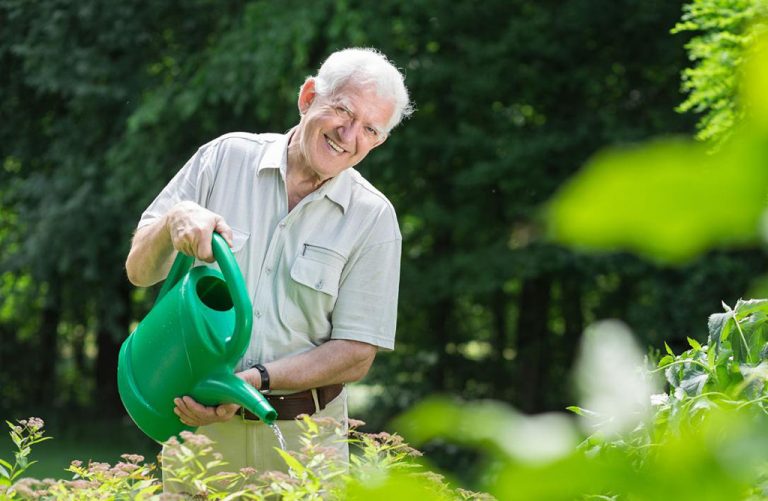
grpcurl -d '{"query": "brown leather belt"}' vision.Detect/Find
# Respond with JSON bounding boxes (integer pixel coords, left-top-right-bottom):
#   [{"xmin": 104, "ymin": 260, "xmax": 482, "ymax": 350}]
[{"xmin": 241, "ymin": 384, "xmax": 344, "ymax": 421}]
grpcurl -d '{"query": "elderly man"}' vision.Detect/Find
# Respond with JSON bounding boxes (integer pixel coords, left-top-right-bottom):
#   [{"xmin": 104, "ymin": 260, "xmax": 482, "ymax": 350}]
[{"xmin": 125, "ymin": 47, "xmax": 412, "ymax": 474}]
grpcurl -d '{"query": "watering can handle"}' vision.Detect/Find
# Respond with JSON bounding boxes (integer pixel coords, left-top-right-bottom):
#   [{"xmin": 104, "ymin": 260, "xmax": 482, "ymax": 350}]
[{"xmin": 156, "ymin": 233, "xmax": 253, "ymax": 360}]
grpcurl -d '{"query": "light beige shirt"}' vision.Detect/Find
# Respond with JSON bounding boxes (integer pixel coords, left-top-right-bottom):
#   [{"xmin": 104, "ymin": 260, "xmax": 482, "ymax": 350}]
[{"xmin": 138, "ymin": 132, "xmax": 401, "ymax": 371}]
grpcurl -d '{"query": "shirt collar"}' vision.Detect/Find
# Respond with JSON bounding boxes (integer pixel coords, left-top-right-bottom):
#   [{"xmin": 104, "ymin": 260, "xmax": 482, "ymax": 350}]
[
  {"xmin": 317, "ymin": 169, "xmax": 352, "ymax": 214},
  {"xmin": 257, "ymin": 132, "xmax": 290, "ymax": 174}
]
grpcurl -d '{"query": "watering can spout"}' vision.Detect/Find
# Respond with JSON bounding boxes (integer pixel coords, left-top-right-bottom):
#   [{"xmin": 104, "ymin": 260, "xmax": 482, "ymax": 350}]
[{"xmin": 195, "ymin": 375, "xmax": 278, "ymax": 425}]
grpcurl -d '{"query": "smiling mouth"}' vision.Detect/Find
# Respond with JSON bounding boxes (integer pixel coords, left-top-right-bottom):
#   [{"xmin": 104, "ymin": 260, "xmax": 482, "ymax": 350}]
[{"xmin": 325, "ymin": 135, "xmax": 345, "ymax": 154}]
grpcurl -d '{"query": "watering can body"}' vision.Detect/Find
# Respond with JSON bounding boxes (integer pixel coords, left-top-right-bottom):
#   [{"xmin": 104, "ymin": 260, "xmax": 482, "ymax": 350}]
[{"xmin": 118, "ymin": 233, "xmax": 277, "ymax": 443}]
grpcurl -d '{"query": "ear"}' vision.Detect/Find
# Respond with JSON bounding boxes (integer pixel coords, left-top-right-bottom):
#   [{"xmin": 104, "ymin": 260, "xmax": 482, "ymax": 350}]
[{"xmin": 297, "ymin": 78, "xmax": 317, "ymax": 114}]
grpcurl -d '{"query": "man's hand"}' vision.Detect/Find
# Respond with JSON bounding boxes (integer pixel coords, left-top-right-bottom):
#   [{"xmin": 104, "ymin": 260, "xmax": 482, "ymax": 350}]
[
  {"xmin": 165, "ymin": 201, "xmax": 234, "ymax": 262},
  {"xmin": 173, "ymin": 396, "xmax": 240, "ymax": 427},
  {"xmin": 173, "ymin": 371, "xmax": 258, "ymax": 427},
  {"xmin": 237, "ymin": 367, "xmax": 262, "ymax": 390}
]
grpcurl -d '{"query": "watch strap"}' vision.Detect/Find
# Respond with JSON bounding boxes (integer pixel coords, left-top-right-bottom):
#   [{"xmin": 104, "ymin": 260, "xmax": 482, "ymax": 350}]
[{"xmin": 251, "ymin": 363, "xmax": 270, "ymax": 392}]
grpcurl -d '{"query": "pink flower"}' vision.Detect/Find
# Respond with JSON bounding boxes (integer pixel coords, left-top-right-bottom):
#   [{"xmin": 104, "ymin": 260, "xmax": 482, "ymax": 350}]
[
  {"xmin": 120, "ymin": 453, "xmax": 145, "ymax": 464},
  {"xmin": 347, "ymin": 418, "xmax": 366, "ymax": 429}
]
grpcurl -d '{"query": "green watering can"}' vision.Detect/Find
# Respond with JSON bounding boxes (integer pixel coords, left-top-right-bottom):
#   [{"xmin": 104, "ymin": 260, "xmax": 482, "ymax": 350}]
[{"xmin": 118, "ymin": 233, "xmax": 277, "ymax": 443}]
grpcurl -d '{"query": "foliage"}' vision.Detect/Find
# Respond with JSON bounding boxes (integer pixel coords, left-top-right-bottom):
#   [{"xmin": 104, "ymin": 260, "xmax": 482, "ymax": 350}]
[
  {"xmin": 0, "ymin": 416, "xmax": 493, "ymax": 500},
  {"xmin": 546, "ymin": 30, "xmax": 768, "ymax": 263},
  {"xmin": 391, "ymin": 300, "xmax": 768, "ymax": 500},
  {"xmin": 0, "ymin": 419, "xmax": 51, "ymax": 488},
  {"xmin": 654, "ymin": 299, "xmax": 768, "ymax": 435},
  {"xmin": 672, "ymin": 0, "xmax": 768, "ymax": 144}
]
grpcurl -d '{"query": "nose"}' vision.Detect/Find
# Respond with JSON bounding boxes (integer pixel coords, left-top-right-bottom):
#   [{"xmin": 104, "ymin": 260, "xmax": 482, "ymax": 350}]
[{"xmin": 338, "ymin": 119, "xmax": 363, "ymax": 145}]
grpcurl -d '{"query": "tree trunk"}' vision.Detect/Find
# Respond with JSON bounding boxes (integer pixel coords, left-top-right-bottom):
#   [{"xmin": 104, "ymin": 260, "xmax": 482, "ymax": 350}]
[
  {"xmin": 94, "ymin": 278, "xmax": 131, "ymax": 416},
  {"xmin": 561, "ymin": 277, "xmax": 584, "ymax": 371},
  {"xmin": 514, "ymin": 275, "xmax": 551, "ymax": 413},
  {"xmin": 490, "ymin": 288, "xmax": 508, "ymax": 398},
  {"xmin": 429, "ymin": 298, "xmax": 452, "ymax": 391},
  {"xmin": 36, "ymin": 283, "xmax": 61, "ymax": 405}
]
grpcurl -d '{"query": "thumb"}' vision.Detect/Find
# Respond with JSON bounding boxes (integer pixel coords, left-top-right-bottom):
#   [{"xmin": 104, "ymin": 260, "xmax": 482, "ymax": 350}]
[{"xmin": 217, "ymin": 403, "xmax": 239, "ymax": 417}]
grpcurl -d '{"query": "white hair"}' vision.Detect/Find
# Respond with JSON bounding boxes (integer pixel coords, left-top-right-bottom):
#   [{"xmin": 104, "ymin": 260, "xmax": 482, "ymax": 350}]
[{"xmin": 311, "ymin": 47, "xmax": 414, "ymax": 132}]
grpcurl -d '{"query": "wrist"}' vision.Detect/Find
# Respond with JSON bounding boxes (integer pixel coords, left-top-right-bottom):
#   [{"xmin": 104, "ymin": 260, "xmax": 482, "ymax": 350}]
[{"xmin": 251, "ymin": 363, "xmax": 270, "ymax": 393}]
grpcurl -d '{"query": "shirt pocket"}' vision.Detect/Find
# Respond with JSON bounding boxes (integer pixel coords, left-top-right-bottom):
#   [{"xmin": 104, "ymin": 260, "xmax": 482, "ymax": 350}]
[{"xmin": 280, "ymin": 244, "xmax": 347, "ymax": 336}]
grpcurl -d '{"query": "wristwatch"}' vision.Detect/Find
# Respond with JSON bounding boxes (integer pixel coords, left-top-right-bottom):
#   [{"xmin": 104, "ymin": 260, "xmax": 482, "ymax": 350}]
[{"xmin": 251, "ymin": 363, "xmax": 270, "ymax": 393}]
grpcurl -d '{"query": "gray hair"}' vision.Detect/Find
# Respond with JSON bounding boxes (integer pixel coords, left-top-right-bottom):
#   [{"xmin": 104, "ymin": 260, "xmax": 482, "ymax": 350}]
[{"xmin": 311, "ymin": 47, "xmax": 414, "ymax": 132}]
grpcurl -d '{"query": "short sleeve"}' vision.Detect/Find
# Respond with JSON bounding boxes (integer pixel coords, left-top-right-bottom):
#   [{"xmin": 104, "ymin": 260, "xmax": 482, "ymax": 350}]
[
  {"xmin": 137, "ymin": 140, "xmax": 221, "ymax": 229},
  {"xmin": 330, "ymin": 237, "xmax": 402, "ymax": 350}
]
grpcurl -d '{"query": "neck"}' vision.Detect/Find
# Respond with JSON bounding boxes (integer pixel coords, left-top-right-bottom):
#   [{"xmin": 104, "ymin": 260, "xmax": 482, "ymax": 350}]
[{"xmin": 286, "ymin": 128, "xmax": 329, "ymax": 209}]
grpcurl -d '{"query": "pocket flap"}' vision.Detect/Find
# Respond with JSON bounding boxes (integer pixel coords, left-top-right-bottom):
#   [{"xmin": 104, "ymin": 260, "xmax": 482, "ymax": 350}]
[{"xmin": 289, "ymin": 256, "xmax": 340, "ymax": 296}]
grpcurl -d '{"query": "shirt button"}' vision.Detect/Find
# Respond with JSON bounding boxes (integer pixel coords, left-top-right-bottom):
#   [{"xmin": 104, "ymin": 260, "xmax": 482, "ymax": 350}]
[
  {"xmin": 255, "ymin": 310, "xmax": 262, "ymax": 319},
  {"xmin": 265, "ymin": 267, "xmax": 272, "ymax": 274},
  {"xmin": 315, "ymin": 280, "xmax": 324, "ymax": 290},
  {"xmin": 279, "ymin": 222, "xmax": 286, "ymax": 229}
]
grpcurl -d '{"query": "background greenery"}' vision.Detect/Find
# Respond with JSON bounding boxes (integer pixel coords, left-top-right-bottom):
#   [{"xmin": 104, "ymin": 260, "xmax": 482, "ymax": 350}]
[{"xmin": 2, "ymin": 0, "xmax": 766, "ymax": 485}]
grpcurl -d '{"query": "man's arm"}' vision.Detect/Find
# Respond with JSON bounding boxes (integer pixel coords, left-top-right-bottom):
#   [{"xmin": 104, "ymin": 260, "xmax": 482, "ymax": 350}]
[
  {"xmin": 174, "ymin": 340, "xmax": 377, "ymax": 427},
  {"xmin": 255, "ymin": 339, "xmax": 377, "ymax": 390},
  {"xmin": 126, "ymin": 201, "xmax": 233, "ymax": 287}
]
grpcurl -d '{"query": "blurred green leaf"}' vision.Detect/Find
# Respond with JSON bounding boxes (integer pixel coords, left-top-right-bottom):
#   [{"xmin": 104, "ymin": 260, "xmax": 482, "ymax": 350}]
[
  {"xmin": 658, "ymin": 354, "xmax": 674, "ymax": 367},
  {"xmin": 346, "ymin": 470, "xmax": 453, "ymax": 500},
  {"xmin": 393, "ymin": 396, "xmax": 579, "ymax": 464},
  {"xmin": 546, "ymin": 136, "xmax": 768, "ymax": 263}
]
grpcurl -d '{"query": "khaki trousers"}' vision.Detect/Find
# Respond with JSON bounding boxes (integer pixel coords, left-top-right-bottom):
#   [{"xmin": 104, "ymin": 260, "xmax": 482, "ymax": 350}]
[{"xmin": 161, "ymin": 388, "xmax": 348, "ymax": 492}]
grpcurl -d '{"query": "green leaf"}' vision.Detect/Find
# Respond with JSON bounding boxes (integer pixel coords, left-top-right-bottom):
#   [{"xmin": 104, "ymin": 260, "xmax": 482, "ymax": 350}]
[
  {"xmin": 0, "ymin": 463, "xmax": 8, "ymax": 479},
  {"xmin": 566, "ymin": 406, "xmax": 585, "ymax": 416},
  {"xmin": 658, "ymin": 354, "xmax": 674, "ymax": 367},
  {"xmin": 665, "ymin": 342, "xmax": 675, "ymax": 356},
  {"xmin": 710, "ymin": 309, "xmax": 737, "ymax": 356},
  {"xmin": 275, "ymin": 448, "xmax": 307, "ymax": 475},
  {"xmin": 545, "ymin": 136, "xmax": 768, "ymax": 263},
  {"xmin": 687, "ymin": 337, "xmax": 702, "ymax": 351},
  {"xmin": 679, "ymin": 371, "xmax": 709, "ymax": 396}
]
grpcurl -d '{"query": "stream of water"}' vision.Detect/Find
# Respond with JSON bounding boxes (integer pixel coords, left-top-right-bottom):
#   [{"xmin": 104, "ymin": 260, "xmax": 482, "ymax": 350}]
[{"xmin": 269, "ymin": 422, "xmax": 287, "ymax": 450}]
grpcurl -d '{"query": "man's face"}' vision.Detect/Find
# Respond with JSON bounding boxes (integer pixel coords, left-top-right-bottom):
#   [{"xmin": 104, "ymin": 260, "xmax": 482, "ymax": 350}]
[{"xmin": 296, "ymin": 81, "xmax": 395, "ymax": 181}]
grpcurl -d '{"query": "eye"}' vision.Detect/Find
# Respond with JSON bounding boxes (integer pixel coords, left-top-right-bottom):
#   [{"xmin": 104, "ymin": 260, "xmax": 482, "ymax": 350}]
[
  {"xmin": 365, "ymin": 126, "xmax": 378, "ymax": 137},
  {"xmin": 335, "ymin": 105, "xmax": 353, "ymax": 119}
]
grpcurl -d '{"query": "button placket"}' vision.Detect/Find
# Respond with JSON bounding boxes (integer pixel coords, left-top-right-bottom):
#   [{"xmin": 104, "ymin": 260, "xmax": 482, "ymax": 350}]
[{"xmin": 250, "ymin": 217, "xmax": 290, "ymax": 363}]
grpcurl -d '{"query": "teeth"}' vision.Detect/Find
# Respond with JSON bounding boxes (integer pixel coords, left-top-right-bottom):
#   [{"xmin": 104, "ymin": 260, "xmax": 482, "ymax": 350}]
[{"xmin": 326, "ymin": 136, "xmax": 344, "ymax": 153}]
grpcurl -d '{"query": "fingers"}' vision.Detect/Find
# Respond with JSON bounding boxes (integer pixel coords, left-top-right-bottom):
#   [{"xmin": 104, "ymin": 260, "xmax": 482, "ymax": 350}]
[
  {"xmin": 174, "ymin": 396, "xmax": 230, "ymax": 427},
  {"xmin": 216, "ymin": 403, "xmax": 240, "ymax": 419},
  {"xmin": 214, "ymin": 218, "xmax": 234, "ymax": 249},
  {"xmin": 166, "ymin": 202, "xmax": 229, "ymax": 262},
  {"xmin": 196, "ymin": 228, "xmax": 215, "ymax": 263}
]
